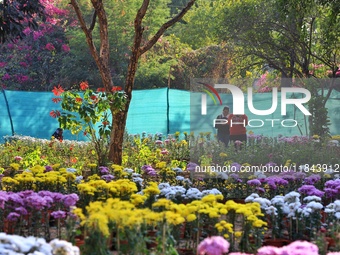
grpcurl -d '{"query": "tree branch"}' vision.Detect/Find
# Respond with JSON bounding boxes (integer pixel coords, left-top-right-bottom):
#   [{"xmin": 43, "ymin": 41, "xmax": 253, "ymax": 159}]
[
  {"xmin": 89, "ymin": 10, "xmax": 97, "ymax": 32},
  {"xmin": 140, "ymin": 0, "xmax": 196, "ymax": 55}
]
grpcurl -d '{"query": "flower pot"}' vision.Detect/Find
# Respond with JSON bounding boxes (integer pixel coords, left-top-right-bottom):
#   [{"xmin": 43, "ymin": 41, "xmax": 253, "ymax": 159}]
[
  {"xmin": 3, "ymin": 219, "xmax": 15, "ymax": 234},
  {"xmin": 177, "ymin": 247, "xmax": 195, "ymax": 255},
  {"xmin": 263, "ymin": 238, "xmax": 291, "ymax": 247},
  {"xmin": 75, "ymin": 238, "xmax": 85, "ymax": 248},
  {"xmin": 146, "ymin": 230, "xmax": 158, "ymax": 249},
  {"xmin": 326, "ymin": 237, "xmax": 336, "ymax": 249}
]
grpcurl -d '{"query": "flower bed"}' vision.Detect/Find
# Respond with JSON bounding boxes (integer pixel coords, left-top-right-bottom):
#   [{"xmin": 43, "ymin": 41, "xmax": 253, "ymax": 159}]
[{"xmin": 0, "ymin": 133, "xmax": 339, "ymax": 254}]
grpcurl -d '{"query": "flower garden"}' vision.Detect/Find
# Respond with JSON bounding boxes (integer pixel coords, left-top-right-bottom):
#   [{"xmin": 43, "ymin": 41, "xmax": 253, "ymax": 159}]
[{"xmin": 0, "ymin": 133, "xmax": 340, "ymax": 255}]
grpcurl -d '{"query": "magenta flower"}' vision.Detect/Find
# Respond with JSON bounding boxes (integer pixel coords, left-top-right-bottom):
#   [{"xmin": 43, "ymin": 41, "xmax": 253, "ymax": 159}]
[
  {"xmin": 161, "ymin": 149, "xmax": 169, "ymax": 155},
  {"xmin": 62, "ymin": 44, "xmax": 70, "ymax": 52},
  {"xmin": 45, "ymin": 43, "xmax": 55, "ymax": 51},
  {"xmin": 14, "ymin": 156, "xmax": 22, "ymax": 161},
  {"xmin": 229, "ymin": 253, "xmax": 253, "ymax": 255},
  {"xmin": 2, "ymin": 73, "xmax": 11, "ymax": 80},
  {"xmin": 197, "ymin": 236, "xmax": 230, "ymax": 255}
]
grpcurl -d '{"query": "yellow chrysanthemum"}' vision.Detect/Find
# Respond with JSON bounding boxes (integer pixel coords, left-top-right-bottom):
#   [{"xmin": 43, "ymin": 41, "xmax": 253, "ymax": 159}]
[{"xmin": 186, "ymin": 214, "xmax": 197, "ymax": 222}]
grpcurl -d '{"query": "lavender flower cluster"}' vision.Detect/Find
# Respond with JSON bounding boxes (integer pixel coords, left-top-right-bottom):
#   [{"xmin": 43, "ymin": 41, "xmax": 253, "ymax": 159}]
[{"xmin": 0, "ymin": 190, "xmax": 79, "ymax": 223}]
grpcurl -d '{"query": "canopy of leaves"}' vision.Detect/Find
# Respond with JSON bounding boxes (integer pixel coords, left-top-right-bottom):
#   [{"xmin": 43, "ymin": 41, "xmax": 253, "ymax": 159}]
[{"xmin": 0, "ymin": 0, "xmax": 46, "ymax": 43}]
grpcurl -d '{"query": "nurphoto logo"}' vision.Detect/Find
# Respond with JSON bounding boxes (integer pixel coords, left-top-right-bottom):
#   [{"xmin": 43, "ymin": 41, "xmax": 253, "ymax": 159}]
[{"xmin": 199, "ymin": 83, "xmax": 311, "ymax": 128}]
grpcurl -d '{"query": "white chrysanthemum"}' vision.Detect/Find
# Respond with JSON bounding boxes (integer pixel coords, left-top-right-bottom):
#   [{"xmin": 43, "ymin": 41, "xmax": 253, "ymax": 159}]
[
  {"xmin": 325, "ymin": 203, "xmax": 335, "ymax": 214},
  {"xmin": 185, "ymin": 188, "xmax": 202, "ymax": 200},
  {"xmin": 0, "ymin": 233, "xmax": 52, "ymax": 255},
  {"xmin": 245, "ymin": 193, "xmax": 260, "ymax": 203},
  {"xmin": 284, "ymin": 191, "xmax": 301, "ymax": 204},
  {"xmin": 50, "ymin": 239, "xmax": 80, "ymax": 255},
  {"xmin": 265, "ymin": 206, "xmax": 278, "ymax": 216},
  {"xmin": 335, "ymin": 212, "xmax": 340, "ymax": 219},
  {"xmin": 202, "ymin": 188, "xmax": 222, "ymax": 196},
  {"xmin": 158, "ymin": 183, "xmax": 170, "ymax": 190},
  {"xmin": 172, "ymin": 167, "xmax": 183, "ymax": 172},
  {"xmin": 133, "ymin": 177, "xmax": 144, "ymax": 186},
  {"xmin": 271, "ymin": 195, "xmax": 285, "ymax": 207},
  {"xmin": 124, "ymin": 168, "xmax": 134, "ymax": 174},
  {"xmin": 253, "ymin": 197, "xmax": 271, "ymax": 209},
  {"xmin": 176, "ymin": 176, "xmax": 185, "ymax": 181},
  {"xmin": 306, "ymin": 201, "xmax": 323, "ymax": 211},
  {"xmin": 303, "ymin": 196, "xmax": 322, "ymax": 203}
]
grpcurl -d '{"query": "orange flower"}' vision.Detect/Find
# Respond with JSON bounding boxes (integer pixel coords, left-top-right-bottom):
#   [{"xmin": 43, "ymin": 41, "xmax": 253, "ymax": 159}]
[
  {"xmin": 52, "ymin": 98, "xmax": 62, "ymax": 103},
  {"xmin": 97, "ymin": 87, "xmax": 106, "ymax": 92},
  {"xmin": 75, "ymin": 97, "xmax": 83, "ymax": 103},
  {"xmin": 70, "ymin": 157, "xmax": 78, "ymax": 163},
  {"xmin": 111, "ymin": 86, "xmax": 122, "ymax": 92},
  {"xmin": 80, "ymin": 81, "xmax": 89, "ymax": 91},
  {"xmin": 102, "ymin": 121, "xmax": 110, "ymax": 126},
  {"xmin": 52, "ymin": 85, "xmax": 64, "ymax": 96},
  {"xmin": 50, "ymin": 110, "xmax": 61, "ymax": 118}
]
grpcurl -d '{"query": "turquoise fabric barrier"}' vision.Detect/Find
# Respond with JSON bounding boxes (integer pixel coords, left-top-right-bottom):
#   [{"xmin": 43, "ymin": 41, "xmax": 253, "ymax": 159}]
[{"xmin": 0, "ymin": 88, "xmax": 339, "ymax": 142}]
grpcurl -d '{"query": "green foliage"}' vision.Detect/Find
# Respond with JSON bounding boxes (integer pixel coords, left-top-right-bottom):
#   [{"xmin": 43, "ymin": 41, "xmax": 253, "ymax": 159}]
[
  {"xmin": 308, "ymin": 96, "xmax": 331, "ymax": 139},
  {"xmin": 0, "ymin": 25, "xmax": 73, "ymax": 91},
  {"xmin": 0, "ymin": 0, "xmax": 46, "ymax": 43},
  {"xmin": 54, "ymin": 83, "xmax": 127, "ymax": 166}
]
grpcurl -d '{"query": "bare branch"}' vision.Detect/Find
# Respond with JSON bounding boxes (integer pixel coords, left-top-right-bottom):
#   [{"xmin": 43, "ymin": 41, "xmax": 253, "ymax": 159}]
[
  {"xmin": 89, "ymin": 11, "xmax": 97, "ymax": 32},
  {"xmin": 140, "ymin": 0, "xmax": 196, "ymax": 55},
  {"xmin": 69, "ymin": 0, "xmax": 91, "ymax": 39}
]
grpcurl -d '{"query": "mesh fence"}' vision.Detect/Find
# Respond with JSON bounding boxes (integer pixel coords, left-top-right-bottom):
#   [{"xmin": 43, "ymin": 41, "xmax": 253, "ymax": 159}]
[{"xmin": 0, "ymin": 88, "xmax": 339, "ymax": 142}]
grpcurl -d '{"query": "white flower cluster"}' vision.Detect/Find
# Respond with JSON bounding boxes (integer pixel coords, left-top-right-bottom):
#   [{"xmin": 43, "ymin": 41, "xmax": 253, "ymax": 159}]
[
  {"xmin": 325, "ymin": 200, "xmax": 340, "ymax": 219},
  {"xmin": 158, "ymin": 183, "xmax": 223, "ymax": 201},
  {"xmin": 245, "ymin": 191, "xmax": 324, "ymax": 219},
  {"xmin": 0, "ymin": 233, "xmax": 79, "ymax": 255}
]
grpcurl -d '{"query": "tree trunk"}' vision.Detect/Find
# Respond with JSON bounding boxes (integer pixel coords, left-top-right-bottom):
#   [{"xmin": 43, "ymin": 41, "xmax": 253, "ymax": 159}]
[{"xmin": 108, "ymin": 104, "xmax": 130, "ymax": 165}]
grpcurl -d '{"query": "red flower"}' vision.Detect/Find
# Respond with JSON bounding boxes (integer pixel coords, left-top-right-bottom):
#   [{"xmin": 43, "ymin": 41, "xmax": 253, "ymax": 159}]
[
  {"xmin": 97, "ymin": 87, "xmax": 106, "ymax": 92},
  {"xmin": 80, "ymin": 81, "xmax": 89, "ymax": 91},
  {"xmin": 75, "ymin": 97, "xmax": 83, "ymax": 103},
  {"xmin": 111, "ymin": 86, "xmax": 122, "ymax": 92},
  {"xmin": 52, "ymin": 85, "xmax": 64, "ymax": 96},
  {"xmin": 50, "ymin": 110, "xmax": 61, "ymax": 118},
  {"xmin": 52, "ymin": 98, "xmax": 62, "ymax": 103}
]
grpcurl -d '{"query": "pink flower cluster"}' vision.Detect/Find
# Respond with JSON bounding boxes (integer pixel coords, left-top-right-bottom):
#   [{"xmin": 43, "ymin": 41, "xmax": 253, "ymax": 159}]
[
  {"xmin": 197, "ymin": 236, "xmax": 230, "ymax": 255},
  {"xmin": 258, "ymin": 241, "xmax": 318, "ymax": 255}
]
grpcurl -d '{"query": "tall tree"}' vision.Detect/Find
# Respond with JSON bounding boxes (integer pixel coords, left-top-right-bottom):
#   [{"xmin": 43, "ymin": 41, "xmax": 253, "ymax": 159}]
[
  {"xmin": 219, "ymin": 0, "xmax": 336, "ymax": 85},
  {"xmin": 69, "ymin": 0, "xmax": 196, "ymax": 164}
]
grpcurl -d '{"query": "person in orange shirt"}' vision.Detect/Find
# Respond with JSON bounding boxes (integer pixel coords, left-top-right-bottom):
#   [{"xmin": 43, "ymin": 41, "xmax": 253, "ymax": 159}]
[{"xmin": 227, "ymin": 114, "xmax": 248, "ymax": 149}]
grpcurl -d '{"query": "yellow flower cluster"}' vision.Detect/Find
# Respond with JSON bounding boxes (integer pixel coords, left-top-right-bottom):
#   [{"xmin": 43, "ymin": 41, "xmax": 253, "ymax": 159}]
[
  {"xmin": 225, "ymin": 200, "xmax": 267, "ymax": 228},
  {"xmin": 142, "ymin": 181, "xmax": 160, "ymax": 197},
  {"xmin": 1, "ymin": 166, "xmax": 77, "ymax": 192},
  {"xmin": 77, "ymin": 179, "xmax": 138, "ymax": 199},
  {"xmin": 74, "ymin": 197, "xmax": 187, "ymax": 237}
]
